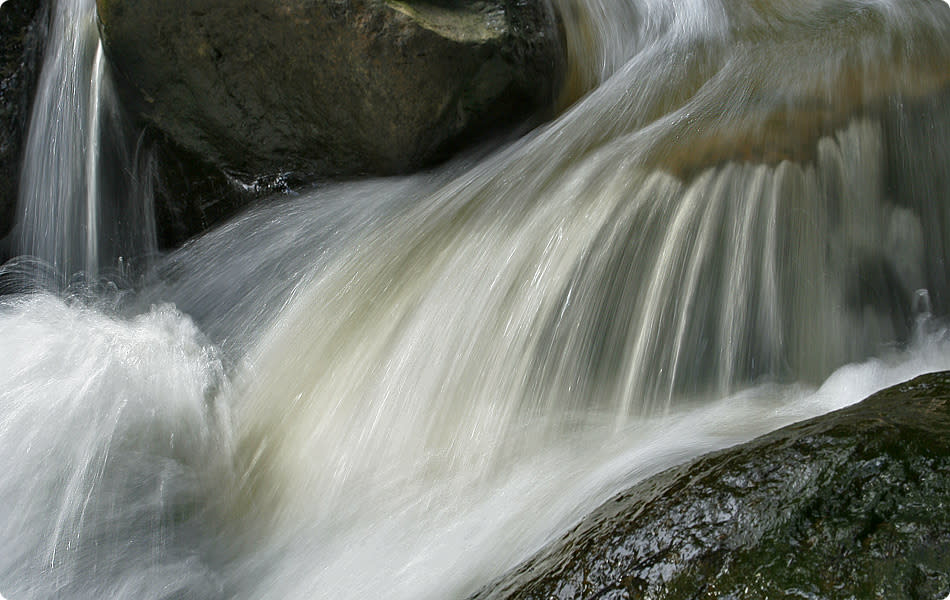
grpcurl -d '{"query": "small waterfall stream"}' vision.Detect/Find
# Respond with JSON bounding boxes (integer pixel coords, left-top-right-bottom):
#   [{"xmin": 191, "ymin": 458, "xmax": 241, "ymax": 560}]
[
  {"xmin": 15, "ymin": 0, "xmax": 155, "ymax": 288},
  {"xmin": 1, "ymin": 0, "xmax": 950, "ymax": 598}
]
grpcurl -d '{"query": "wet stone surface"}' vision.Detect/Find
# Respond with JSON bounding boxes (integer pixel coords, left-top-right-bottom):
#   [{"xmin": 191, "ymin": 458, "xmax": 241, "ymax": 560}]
[{"xmin": 473, "ymin": 371, "xmax": 950, "ymax": 600}]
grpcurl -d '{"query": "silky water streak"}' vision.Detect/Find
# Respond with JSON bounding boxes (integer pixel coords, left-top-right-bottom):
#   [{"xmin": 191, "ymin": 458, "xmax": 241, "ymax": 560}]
[
  {"xmin": 15, "ymin": 0, "xmax": 155, "ymax": 287},
  {"xmin": 2, "ymin": 0, "xmax": 950, "ymax": 598}
]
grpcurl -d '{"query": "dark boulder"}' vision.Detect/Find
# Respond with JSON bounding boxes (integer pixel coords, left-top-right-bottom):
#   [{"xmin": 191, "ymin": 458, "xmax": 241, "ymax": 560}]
[
  {"xmin": 140, "ymin": 128, "xmax": 274, "ymax": 251},
  {"xmin": 474, "ymin": 371, "xmax": 950, "ymax": 600},
  {"xmin": 94, "ymin": 0, "xmax": 565, "ymax": 182},
  {"xmin": 0, "ymin": 0, "xmax": 47, "ymax": 260}
]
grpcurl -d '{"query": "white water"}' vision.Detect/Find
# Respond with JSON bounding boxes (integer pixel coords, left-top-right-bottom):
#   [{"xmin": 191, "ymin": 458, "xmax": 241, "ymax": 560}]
[
  {"xmin": 2, "ymin": 0, "xmax": 950, "ymax": 598},
  {"xmin": 15, "ymin": 0, "xmax": 156, "ymax": 288}
]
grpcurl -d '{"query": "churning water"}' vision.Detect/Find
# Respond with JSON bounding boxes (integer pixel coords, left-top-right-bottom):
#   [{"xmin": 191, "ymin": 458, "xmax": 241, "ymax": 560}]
[{"xmin": 2, "ymin": 0, "xmax": 950, "ymax": 598}]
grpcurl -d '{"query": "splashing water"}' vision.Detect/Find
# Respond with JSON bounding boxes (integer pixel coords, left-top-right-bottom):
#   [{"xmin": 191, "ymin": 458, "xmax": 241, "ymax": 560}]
[{"xmin": 2, "ymin": 0, "xmax": 950, "ymax": 598}]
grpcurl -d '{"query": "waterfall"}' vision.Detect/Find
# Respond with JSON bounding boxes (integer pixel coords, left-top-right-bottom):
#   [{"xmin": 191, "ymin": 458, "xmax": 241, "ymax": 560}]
[
  {"xmin": 15, "ymin": 0, "xmax": 156, "ymax": 288},
  {"xmin": 2, "ymin": 0, "xmax": 950, "ymax": 598}
]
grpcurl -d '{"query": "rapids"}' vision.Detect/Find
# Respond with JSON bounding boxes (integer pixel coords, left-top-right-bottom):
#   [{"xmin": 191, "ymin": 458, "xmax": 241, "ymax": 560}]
[{"xmin": 2, "ymin": 0, "xmax": 950, "ymax": 598}]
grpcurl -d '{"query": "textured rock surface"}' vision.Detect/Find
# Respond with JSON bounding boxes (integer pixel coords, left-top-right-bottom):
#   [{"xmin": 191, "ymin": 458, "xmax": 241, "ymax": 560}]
[
  {"xmin": 142, "ymin": 128, "xmax": 271, "ymax": 251},
  {"xmin": 0, "ymin": 0, "xmax": 46, "ymax": 259},
  {"xmin": 95, "ymin": 0, "xmax": 565, "ymax": 182},
  {"xmin": 474, "ymin": 371, "xmax": 950, "ymax": 600}
]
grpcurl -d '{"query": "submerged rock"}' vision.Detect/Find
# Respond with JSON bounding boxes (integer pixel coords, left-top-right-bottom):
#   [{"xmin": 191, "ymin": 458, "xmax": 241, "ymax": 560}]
[
  {"xmin": 0, "ymin": 0, "xmax": 47, "ymax": 259},
  {"xmin": 94, "ymin": 0, "xmax": 565, "ymax": 182},
  {"xmin": 474, "ymin": 371, "xmax": 950, "ymax": 600},
  {"xmin": 637, "ymin": 0, "xmax": 950, "ymax": 178}
]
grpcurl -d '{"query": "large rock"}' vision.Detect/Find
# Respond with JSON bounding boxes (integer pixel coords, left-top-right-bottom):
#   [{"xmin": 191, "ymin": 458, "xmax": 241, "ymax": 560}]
[
  {"xmin": 0, "ymin": 0, "xmax": 47, "ymax": 260},
  {"xmin": 474, "ymin": 371, "xmax": 950, "ymax": 600},
  {"xmin": 94, "ymin": 0, "xmax": 565, "ymax": 182}
]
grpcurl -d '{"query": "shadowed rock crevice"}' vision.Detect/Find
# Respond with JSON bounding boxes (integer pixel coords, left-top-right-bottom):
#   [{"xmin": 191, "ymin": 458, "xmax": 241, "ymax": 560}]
[{"xmin": 0, "ymin": 0, "xmax": 47, "ymax": 260}]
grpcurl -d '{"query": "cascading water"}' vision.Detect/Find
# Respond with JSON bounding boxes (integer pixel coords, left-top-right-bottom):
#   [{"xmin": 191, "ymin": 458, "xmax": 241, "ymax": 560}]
[
  {"xmin": 2, "ymin": 0, "xmax": 950, "ymax": 598},
  {"xmin": 14, "ymin": 0, "xmax": 155, "ymax": 288}
]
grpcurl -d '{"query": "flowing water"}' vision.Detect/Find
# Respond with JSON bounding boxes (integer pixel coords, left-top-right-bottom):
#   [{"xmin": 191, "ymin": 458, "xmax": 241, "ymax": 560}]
[
  {"xmin": 2, "ymin": 0, "xmax": 950, "ymax": 598},
  {"xmin": 14, "ymin": 0, "xmax": 155, "ymax": 288}
]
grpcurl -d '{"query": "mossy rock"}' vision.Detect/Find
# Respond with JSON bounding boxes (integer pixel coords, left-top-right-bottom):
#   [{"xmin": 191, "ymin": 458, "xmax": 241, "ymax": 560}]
[{"xmin": 474, "ymin": 371, "xmax": 950, "ymax": 600}]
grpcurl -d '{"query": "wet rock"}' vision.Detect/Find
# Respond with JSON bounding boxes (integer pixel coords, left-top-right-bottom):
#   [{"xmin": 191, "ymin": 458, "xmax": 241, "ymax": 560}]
[
  {"xmin": 140, "ymin": 128, "xmax": 272, "ymax": 251},
  {"xmin": 473, "ymin": 371, "xmax": 950, "ymax": 600},
  {"xmin": 94, "ymin": 0, "xmax": 565, "ymax": 183},
  {"xmin": 0, "ymin": 0, "xmax": 47, "ymax": 260}
]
